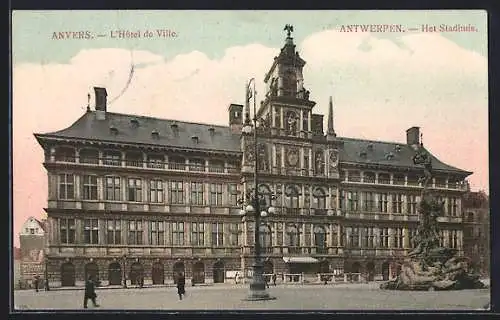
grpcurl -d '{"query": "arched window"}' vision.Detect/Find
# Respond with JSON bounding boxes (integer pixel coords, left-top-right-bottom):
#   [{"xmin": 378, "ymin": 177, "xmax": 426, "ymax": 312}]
[
  {"xmin": 286, "ymin": 224, "xmax": 300, "ymax": 253},
  {"xmin": 314, "ymin": 226, "xmax": 327, "ymax": 253},
  {"xmin": 79, "ymin": 148, "xmax": 99, "ymax": 164},
  {"xmin": 282, "ymin": 70, "xmax": 297, "ymax": 97},
  {"xmin": 313, "ymin": 188, "xmax": 327, "ymax": 210},
  {"xmin": 284, "ymin": 185, "xmax": 299, "ymax": 209},
  {"xmin": 259, "ymin": 224, "xmax": 273, "ymax": 253}
]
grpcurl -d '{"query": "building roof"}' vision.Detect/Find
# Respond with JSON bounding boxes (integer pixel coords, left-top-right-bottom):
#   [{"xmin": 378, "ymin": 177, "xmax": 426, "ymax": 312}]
[
  {"xmin": 35, "ymin": 110, "xmax": 471, "ymax": 176},
  {"xmin": 36, "ymin": 111, "xmax": 241, "ymax": 154},
  {"xmin": 338, "ymin": 137, "xmax": 470, "ymax": 175}
]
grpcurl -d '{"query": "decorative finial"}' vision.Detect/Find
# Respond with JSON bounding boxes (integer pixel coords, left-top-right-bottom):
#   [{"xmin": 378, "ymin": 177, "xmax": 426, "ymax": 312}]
[
  {"xmin": 86, "ymin": 93, "xmax": 91, "ymax": 112},
  {"xmin": 284, "ymin": 24, "xmax": 294, "ymax": 38}
]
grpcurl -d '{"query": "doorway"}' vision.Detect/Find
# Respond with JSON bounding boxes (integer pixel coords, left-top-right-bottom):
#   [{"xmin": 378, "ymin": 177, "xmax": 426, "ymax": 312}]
[
  {"xmin": 152, "ymin": 262, "xmax": 164, "ymax": 285},
  {"xmin": 85, "ymin": 262, "xmax": 99, "ymax": 281},
  {"xmin": 173, "ymin": 262, "xmax": 185, "ymax": 284},
  {"xmin": 366, "ymin": 262, "xmax": 375, "ymax": 281},
  {"xmin": 213, "ymin": 261, "xmax": 225, "ymax": 283},
  {"xmin": 60, "ymin": 262, "xmax": 75, "ymax": 287},
  {"xmin": 129, "ymin": 262, "xmax": 144, "ymax": 285},
  {"xmin": 108, "ymin": 262, "xmax": 122, "ymax": 285},
  {"xmin": 382, "ymin": 261, "xmax": 390, "ymax": 281},
  {"xmin": 192, "ymin": 262, "xmax": 205, "ymax": 284}
]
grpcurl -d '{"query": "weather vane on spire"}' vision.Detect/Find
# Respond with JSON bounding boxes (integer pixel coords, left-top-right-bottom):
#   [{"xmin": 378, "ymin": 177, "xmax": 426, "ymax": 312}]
[{"xmin": 284, "ymin": 24, "xmax": 294, "ymax": 38}]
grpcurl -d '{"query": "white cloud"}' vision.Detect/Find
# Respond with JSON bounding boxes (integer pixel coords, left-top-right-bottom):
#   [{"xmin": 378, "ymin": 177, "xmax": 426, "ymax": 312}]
[{"xmin": 12, "ymin": 30, "xmax": 488, "ymax": 243}]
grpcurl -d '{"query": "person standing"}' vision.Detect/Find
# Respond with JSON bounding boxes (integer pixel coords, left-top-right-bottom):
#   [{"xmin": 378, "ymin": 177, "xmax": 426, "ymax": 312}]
[
  {"xmin": 83, "ymin": 276, "xmax": 100, "ymax": 309},
  {"xmin": 33, "ymin": 275, "xmax": 40, "ymax": 292},
  {"xmin": 234, "ymin": 272, "xmax": 239, "ymax": 284},
  {"xmin": 272, "ymin": 273, "xmax": 277, "ymax": 286},
  {"xmin": 176, "ymin": 272, "xmax": 186, "ymax": 300}
]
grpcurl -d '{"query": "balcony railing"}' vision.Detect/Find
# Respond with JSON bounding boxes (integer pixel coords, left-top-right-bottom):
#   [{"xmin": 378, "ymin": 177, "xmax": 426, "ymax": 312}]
[
  {"xmin": 393, "ymin": 179, "xmax": 405, "ymax": 185},
  {"xmin": 126, "ymin": 159, "xmax": 143, "ymax": 167},
  {"xmin": 80, "ymin": 157, "xmax": 99, "ymax": 164},
  {"xmin": 147, "ymin": 161, "xmax": 164, "ymax": 169},
  {"xmin": 315, "ymin": 247, "xmax": 328, "ymax": 254},
  {"xmin": 286, "ymin": 208, "xmax": 301, "ymax": 215},
  {"xmin": 312, "ymin": 208, "xmax": 327, "ymax": 215},
  {"xmin": 349, "ymin": 176, "xmax": 361, "ymax": 182},
  {"xmin": 103, "ymin": 158, "xmax": 121, "ymax": 166},
  {"xmin": 363, "ymin": 176, "xmax": 375, "ymax": 183},
  {"xmin": 55, "ymin": 155, "xmax": 76, "ymax": 163},
  {"xmin": 288, "ymin": 246, "xmax": 301, "ymax": 254}
]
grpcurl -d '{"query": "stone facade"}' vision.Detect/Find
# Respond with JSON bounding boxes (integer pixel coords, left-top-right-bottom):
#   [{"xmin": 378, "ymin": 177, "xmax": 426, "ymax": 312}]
[{"xmin": 34, "ymin": 29, "xmax": 471, "ymax": 287}]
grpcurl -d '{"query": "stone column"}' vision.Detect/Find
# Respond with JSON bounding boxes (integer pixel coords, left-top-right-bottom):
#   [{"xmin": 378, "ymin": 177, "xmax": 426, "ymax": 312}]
[
  {"xmin": 281, "ymin": 146, "xmax": 285, "ymax": 170},
  {"xmin": 328, "ymin": 224, "xmax": 333, "ymax": 247},
  {"xmin": 280, "ymin": 108, "xmax": 284, "ymax": 129},
  {"xmin": 337, "ymin": 225, "xmax": 342, "ymax": 246},
  {"xmin": 143, "ymin": 219, "xmax": 149, "ymax": 245},
  {"xmin": 75, "ymin": 175, "xmax": 81, "ymax": 200},
  {"xmin": 99, "ymin": 219, "xmax": 106, "ymax": 245},
  {"xmin": 308, "ymin": 111, "xmax": 311, "ymax": 132},
  {"xmin": 328, "ymin": 187, "xmax": 332, "ymax": 210},
  {"xmin": 272, "ymin": 107, "xmax": 276, "ymax": 127},
  {"xmin": 444, "ymin": 197, "xmax": 449, "ymax": 216},
  {"xmin": 272, "ymin": 145, "xmax": 277, "ymax": 169},
  {"xmin": 336, "ymin": 188, "xmax": 340, "ymax": 212},
  {"xmin": 299, "ymin": 110, "xmax": 304, "ymax": 131},
  {"xmin": 301, "ymin": 223, "xmax": 306, "ymax": 247},
  {"xmin": 443, "ymin": 229, "xmax": 449, "ymax": 247},
  {"xmin": 273, "ymin": 222, "xmax": 278, "ymax": 249}
]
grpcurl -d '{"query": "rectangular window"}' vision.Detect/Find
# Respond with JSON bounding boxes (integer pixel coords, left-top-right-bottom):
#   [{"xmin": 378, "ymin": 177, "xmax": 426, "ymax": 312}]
[
  {"xmin": 346, "ymin": 226, "xmax": 360, "ymax": 248},
  {"xmin": 363, "ymin": 227, "xmax": 375, "ymax": 248},
  {"xmin": 83, "ymin": 219, "xmax": 99, "ymax": 244},
  {"xmin": 150, "ymin": 180, "xmax": 164, "ymax": 203},
  {"xmin": 191, "ymin": 182, "xmax": 204, "ymax": 205},
  {"xmin": 169, "ymin": 181, "xmax": 184, "ymax": 204},
  {"xmin": 58, "ymin": 173, "xmax": 75, "ymax": 199},
  {"xmin": 191, "ymin": 222, "xmax": 205, "ymax": 246},
  {"xmin": 103, "ymin": 151, "xmax": 121, "ymax": 166},
  {"xmin": 439, "ymin": 230, "xmax": 445, "ymax": 247},
  {"xmin": 392, "ymin": 194, "xmax": 403, "ymax": 213},
  {"xmin": 379, "ymin": 193, "xmax": 388, "ymax": 213},
  {"xmin": 210, "ymin": 183, "xmax": 223, "ymax": 206},
  {"xmin": 380, "ymin": 228, "xmax": 389, "ymax": 248},
  {"xmin": 107, "ymin": 220, "xmax": 121, "ymax": 245},
  {"xmin": 128, "ymin": 178, "xmax": 142, "ymax": 202},
  {"xmin": 303, "ymin": 149, "xmax": 310, "ymax": 171},
  {"xmin": 128, "ymin": 220, "xmax": 143, "ymax": 245},
  {"xmin": 229, "ymin": 223, "xmax": 240, "ymax": 246},
  {"xmin": 408, "ymin": 195, "xmax": 418, "ymax": 215},
  {"xmin": 172, "ymin": 222, "xmax": 184, "ymax": 245},
  {"xmin": 448, "ymin": 197, "xmax": 458, "ymax": 216},
  {"xmin": 105, "ymin": 176, "xmax": 121, "ymax": 201},
  {"xmin": 228, "ymin": 184, "xmax": 238, "ymax": 206},
  {"xmin": 212, "ymin": 223, "xmax": 224, "ymax": 247},
  {"xmin": 189, "ymin": 158, "xmax": 205, "ymax": 172},
  {"xmin": 59, "ymin": 218, "xmax": 75, "ymax": 244},
  {"xmin": 347, "ymin": 191, "xmax": 359, "ymax": 211},
  {"xmin": 393, "ymin": 228, "xmax": 404, "ymax": 248},
  {"xmin": 82, "ymin": 175, "xmax": 98, "ymax": 200},
  {"xmin": 150, "ymin": 221, "xmax": 164, "ymax": 246},
  {"xmin": 339, "ymin": 190, "xmax": 345, "ymax": 210},
  {"xmin": 363, "ymin": 192, "xmax": 375, "ymax": 212}
]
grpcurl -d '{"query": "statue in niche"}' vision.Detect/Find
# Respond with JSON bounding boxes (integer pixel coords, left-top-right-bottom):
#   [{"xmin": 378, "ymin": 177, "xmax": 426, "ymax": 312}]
[
  {"xmin": 286, "ymin": 111, "xmax": 299, "ymax": 136},
  {"xmin": 270, "ymin": 78, "xmax": 278, "ymax": 97},
  {"xmin": 315, "ymin": 150, "xmax": 325, "ymax": 175},
  {"xmin": 245, "ymin": 143, "xmax": 255, "ymax": 164}
]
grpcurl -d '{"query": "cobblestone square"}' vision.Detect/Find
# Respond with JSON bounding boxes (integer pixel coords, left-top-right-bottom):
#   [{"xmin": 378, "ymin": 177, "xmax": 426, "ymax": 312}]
[{"xmin": 13, "ymin": 283, "xmax": 490, "ymax": 311}]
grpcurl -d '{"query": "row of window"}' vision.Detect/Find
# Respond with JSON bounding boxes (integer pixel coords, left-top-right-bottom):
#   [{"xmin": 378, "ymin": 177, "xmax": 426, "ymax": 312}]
[
  {"xmin": 58, "ymin": 174, "xmax": 460, "ymax": 216},
  {"xmin": 339, "ymin": 191, "xmax": 460, "ymax": 216},
  {"xmin": 59, "ymin": 174, "xmax": 239, "ymax": 205},
  {"xmin": 59, "ymin": 218, "xmax": 239, "ymax": 246},
  {"xmin": 59, "ymin": 218, "xmax": 461, "ymax": 250}
]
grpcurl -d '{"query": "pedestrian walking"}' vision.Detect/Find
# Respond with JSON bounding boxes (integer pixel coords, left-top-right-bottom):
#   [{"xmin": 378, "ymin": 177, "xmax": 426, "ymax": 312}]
[
  {"xmin": 265, "ymin": 275, "xmax": 270, "ymax": 288},
  {"xmin": 235, "ymin": 272, "xmax": 239, "ymax": 284},
  {"xmin": 83, "ymin": 276, "xmax": 100, "ymax": 309},
  {"xmin": 176, "ymin": 272, "xmax": 186, "ymax": 300},
  {"xmin": 272, "ymin": 273, "xmax": 277, "ymax": 286}
]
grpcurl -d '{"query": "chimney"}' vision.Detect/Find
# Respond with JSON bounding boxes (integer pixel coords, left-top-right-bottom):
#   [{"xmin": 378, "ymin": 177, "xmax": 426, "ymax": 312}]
[
  {"xmin": 228, "ymin": 103, "xmax": 244, "ymax": 134},
  {"xmin": 94, "ymin": 87, "xmax": 107, "ymax": 120},
  {"xmin": 406, "ymin": 126, "xmax": 420, "ymax": 146}
]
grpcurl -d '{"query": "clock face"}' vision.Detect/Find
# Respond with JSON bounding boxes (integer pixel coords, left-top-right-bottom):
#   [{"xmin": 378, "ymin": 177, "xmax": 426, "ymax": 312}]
[
  {"xmin": 287, "ymin": 149, "xmax": 299, "ymax": 167},
  {"xmin": 330, "ymin": 150, "xmax": 339, "ymax": 168}
]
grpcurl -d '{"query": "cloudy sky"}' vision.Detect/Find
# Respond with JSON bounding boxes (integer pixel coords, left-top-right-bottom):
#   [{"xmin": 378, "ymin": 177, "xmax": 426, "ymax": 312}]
[{"xmin": 12, "ymin": 10, "xmax": 488, "ymax": 246}]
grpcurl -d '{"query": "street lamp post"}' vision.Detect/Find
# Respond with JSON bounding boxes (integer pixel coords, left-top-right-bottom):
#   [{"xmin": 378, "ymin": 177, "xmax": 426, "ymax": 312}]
[{"xmin": 240, "ymin": 78, "xmax": 277, "ymax": 301}]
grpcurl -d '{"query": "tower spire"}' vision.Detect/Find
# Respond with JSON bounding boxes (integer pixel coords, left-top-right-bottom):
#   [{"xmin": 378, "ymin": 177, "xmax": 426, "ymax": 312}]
[
  {"xmin": 86, "ymin": 93, "xmax": 91, "ymax": 112},
  {"xmin": 244, "ymin": 81, "xmax": 252, "ymax": 124},
  {"xmin": 327, "ymin": 96, "xmax": 336, "ymax": 138}
]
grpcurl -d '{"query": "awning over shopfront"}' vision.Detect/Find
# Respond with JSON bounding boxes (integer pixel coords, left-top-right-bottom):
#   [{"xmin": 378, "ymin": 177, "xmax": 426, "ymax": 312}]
[{"xmin": 283, "ymin": 257, "xmax": 319, "ymax": 264}]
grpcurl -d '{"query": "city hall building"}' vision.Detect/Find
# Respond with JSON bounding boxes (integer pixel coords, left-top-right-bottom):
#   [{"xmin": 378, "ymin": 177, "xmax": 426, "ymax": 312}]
[{"xmin": 35, "ymin": 30, "xmax": 470, "ymax": 286}]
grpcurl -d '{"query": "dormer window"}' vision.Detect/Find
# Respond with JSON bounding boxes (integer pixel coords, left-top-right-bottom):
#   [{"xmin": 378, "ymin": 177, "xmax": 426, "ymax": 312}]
[
  {"xmin": 152, "ymin": 130, "xmax": 160, "ymax": 138},
  {"xmin": 130, "ymin": 118, "xmax": 139, "ymax": 127},
  {"xmin": 191, "ymin": 136, "xmax": 199, "ymax": 143},
  {"xmin": 208, "ymin": 127, "xmax": 215, "ymax": 135},
  {"xmin": 395, "ymin": 144, "xmax": 401, "ymax": 152},
  {"xmin": 367, "ymin": 143, "xmax": 374, "ymax": 151},
  {"xmin": 171, "ymin": 122, "xmax": 178, "ymax": 129},
  {"xmin": 110, "ymin": 126, "xmax": 119, "ymax": 135},
  {"xmin": 385, "ymin": 152, "xmax": 394, "ymax": 160},
  {"xmin": 359, "ymin": 150, "xmax": 367, "ymax": 158}
]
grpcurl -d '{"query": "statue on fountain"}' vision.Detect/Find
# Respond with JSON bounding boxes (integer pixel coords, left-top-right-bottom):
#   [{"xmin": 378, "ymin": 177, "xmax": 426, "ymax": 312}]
[{"xmin": 380, "ymin": 147, "xmax": 486, "ymax": 291}]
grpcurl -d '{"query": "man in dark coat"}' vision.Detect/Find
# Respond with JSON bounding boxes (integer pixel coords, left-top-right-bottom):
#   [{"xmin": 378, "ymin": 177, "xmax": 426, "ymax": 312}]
[
  {"xmin": 83, "ymin": 276, "xmax": 100, "ymax": 309},
  {"xmin": 176, "ymin": 272, "xmax": 186, "ymax": 300},
  {"xmin": 33, "ymin": 275, "xmax": 40, "ymax": 292}
]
